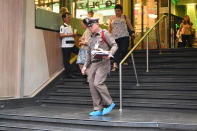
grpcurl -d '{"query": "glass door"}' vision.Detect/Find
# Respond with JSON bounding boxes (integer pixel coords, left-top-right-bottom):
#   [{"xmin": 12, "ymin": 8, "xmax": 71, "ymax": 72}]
[{"xmin": 134, "ymin": 0, "xmax": 158, "ymax": 49}]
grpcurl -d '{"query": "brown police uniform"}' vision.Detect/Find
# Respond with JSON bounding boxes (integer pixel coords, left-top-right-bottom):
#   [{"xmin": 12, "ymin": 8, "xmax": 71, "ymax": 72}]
[{"xmin": 84, "ymin": 28, "xmax": 118, "ymax": 111}]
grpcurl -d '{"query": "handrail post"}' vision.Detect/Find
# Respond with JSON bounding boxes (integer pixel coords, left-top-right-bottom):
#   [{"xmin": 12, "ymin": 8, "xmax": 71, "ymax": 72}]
[
  {"xmin": 146, "ymin": 35, "xmax": 149, "ymax": 72},
  {"xmin": 119, "ymin": 64, "xmax": 122, "ymax": 112},
  {"xmin": 131, "ymin": 53, "xmax": 140, "ymax": 86}
]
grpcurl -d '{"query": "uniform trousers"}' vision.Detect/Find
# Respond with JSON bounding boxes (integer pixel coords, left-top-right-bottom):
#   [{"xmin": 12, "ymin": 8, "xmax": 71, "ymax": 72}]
[{"xmin": 88, "ymin": 60, "xmax": 112, "ymax": 111}]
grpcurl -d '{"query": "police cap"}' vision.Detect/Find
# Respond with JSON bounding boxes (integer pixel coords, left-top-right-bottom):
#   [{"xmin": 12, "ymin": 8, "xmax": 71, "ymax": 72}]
[{"xmin": 85, "ymin": 18, "xmax": 99, "ymax": 27}]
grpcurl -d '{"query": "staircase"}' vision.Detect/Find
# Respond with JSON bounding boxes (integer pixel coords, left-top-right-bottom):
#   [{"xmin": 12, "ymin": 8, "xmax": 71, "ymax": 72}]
[
  {"xmin": 1, "ymin": 48, "xmax": 197, "ymax": 131},
  {"xmin": 38, "ymin": 48, "xmax": 197, "ymax": 110}
]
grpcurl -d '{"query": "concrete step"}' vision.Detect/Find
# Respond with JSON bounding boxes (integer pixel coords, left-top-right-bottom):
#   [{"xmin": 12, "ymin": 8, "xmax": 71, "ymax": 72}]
[
  {"xmin": 0, "ymin": 121, "xmax": 80, "ymax": 131},
  {"xmin": 54, "ymin": 81, "xmax": 197, "ymax": 89},
  {"xmin": 61, "ymin": 76, "xmax": 197, "ymax": 83},
  {"xmin": 134, "ymin": 48, "xmax": 197, "ymax": 54},
  {"xmin": 41, "ymin": 98, "xmax": 197, "ymax": 109},
  {"xmin": 52, "ymin": 84, "xmax": 197, "ymax": 91},
  {"xmin": 73, "ymin": 69, "xmax": 197, "ymax": 76},
  {"xmin": 126, "ymin": 63, "xmax": 197, "ymax": 69},
  {"xmin": 2, "ymin": 105, "xmax": 197, "ymax": 131},
  {"xmin": 46, "ymin": 90, "xmax": 197, "ymax": 100}
]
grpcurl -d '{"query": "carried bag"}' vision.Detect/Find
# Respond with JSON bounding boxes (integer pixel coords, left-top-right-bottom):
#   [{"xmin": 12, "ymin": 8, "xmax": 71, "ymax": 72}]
[
  {"xmin": 124, "ymin": 15, "xmax": 135, "ymax": 36},
  {"xmin": 76, "ymin": 48, "xmax": 87, "ymax": 64}
]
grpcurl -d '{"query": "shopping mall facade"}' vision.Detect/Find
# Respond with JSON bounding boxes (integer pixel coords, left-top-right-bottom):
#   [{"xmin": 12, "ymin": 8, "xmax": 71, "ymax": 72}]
[{"xmin": 0, "ymin": 0, "xmax": 197, "ymax": 100}]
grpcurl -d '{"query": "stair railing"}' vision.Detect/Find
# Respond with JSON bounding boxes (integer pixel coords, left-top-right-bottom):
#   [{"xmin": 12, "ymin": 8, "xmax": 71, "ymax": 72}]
[{"xmin": 119, "ymin": 15, "xmax": 167, "ymax": 112}]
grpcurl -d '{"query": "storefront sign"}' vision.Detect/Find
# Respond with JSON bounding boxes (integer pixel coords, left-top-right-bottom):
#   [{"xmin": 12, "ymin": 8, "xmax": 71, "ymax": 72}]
[{"xmin": 76, "ymin": 0, "xmax": 116, "ymax": 10}]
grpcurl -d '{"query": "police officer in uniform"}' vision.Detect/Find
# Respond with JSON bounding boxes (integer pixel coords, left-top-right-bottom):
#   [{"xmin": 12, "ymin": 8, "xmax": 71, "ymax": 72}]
[{"xmin": 82, "ymin": 18, "xmax": 118, "ymax": 116}]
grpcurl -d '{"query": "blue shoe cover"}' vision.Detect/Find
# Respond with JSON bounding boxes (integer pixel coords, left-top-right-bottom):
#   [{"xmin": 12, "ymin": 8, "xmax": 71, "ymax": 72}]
[
  {"xmin": 89, "ymin": 110, "xmax": 103, "ymax": 116},
  {"xmin": 102, "ymin": 102, "xmax": 115, "ymax": 115}
]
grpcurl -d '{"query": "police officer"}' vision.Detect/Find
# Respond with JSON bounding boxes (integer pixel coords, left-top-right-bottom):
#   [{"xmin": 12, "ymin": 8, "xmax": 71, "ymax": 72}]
[{"xmin": 81, "ymin": 18, "xmax": 118, "ymax": 116}]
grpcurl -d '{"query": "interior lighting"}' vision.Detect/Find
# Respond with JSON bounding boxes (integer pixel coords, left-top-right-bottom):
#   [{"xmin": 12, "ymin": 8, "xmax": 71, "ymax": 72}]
[
  {"xmin": 187, "ymin": 3, "xmax": 195, "ymax": 6},
  {"xmin": 148, "ymin": 14, "xmax": 158, "ymax": 18},
  {"xmin": 135, "ymin": 4, "xmax": 140, "ymax": 6},
  {"xmin": 134, "ymin": 7, "xmax": 140, "ymax": 10}
]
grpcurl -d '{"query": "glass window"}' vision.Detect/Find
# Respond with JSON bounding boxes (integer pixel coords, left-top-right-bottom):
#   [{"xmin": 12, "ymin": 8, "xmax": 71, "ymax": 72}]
[
  {"xmin": 35, "ymin": 0, "xmax": 61, "ymax": 13},
  {"xmin": 134, "ymin": 0, "xmax": 157, "ymax": 33},
  {"xmin": 134, "ymin": 0, "xmax": 158, "ymax": 49},
  {"xmin": 161, "ymin": 0, "xmax": 168, "ymax": 7},
  {"xmin": 35, "ymin": 0, "xmax": 67, "ymax": 31},
  {"xmin": 34, "ymin": 0, "xmax": 118, "ymax": 31}
]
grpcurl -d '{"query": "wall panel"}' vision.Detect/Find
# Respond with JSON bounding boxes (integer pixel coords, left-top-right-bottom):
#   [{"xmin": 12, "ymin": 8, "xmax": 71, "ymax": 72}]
[
  {"xmin": 24, "ymin": 0, "xmax": 49, "ymax": 96},
  {"xmin": 24, "ymin": 0, "xmax": 64, "ymax": 97},
  {"xmin": 0, "ymin": 0, "xmax": 23, "ymax": 97},
  {"xmin": 43, "ymin": 31, "xmax": 63, "ymax": 76}
]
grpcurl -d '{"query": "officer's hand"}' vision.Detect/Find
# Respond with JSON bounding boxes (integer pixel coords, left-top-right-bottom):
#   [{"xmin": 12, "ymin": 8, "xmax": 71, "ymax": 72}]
[{"xmin": 81, "ymin": 66, "xmax": 87, "ymax": 75}]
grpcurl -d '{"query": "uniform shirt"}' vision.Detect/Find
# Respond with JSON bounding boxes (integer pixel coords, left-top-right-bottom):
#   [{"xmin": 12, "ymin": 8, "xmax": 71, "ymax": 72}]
[
  {"xmin": 84, "ymin": 29, "xmax": 118, "ymax": 68},
  {"xmin": 110, "ymin": 15, "xmax": 129, "ymax": 39},
  {"xmin": 60, "ymin": 23, "xmax": 75, "ymax": 48}
]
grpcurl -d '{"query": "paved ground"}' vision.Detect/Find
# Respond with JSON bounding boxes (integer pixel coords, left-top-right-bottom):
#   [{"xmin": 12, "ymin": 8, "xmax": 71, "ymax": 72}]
[{"xmin": 1, "ymin": 105, "xmax": 197, "ymax": 127}]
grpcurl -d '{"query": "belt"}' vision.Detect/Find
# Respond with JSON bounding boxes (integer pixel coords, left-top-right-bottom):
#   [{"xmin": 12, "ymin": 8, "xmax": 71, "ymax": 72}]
[
  {"xmin": 66, "ymin": 40, "xmax": 74, "ymax": 43},
  {"xmin": 91, "ymin": 59, "xmax": 102, "ymax": 63}
]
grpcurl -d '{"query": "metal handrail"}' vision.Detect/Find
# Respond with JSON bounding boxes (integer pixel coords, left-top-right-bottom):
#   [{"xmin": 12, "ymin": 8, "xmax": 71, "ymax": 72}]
[{"xmin": 119, "ymin": 15, "xmax": 167, "ymax": 112}]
